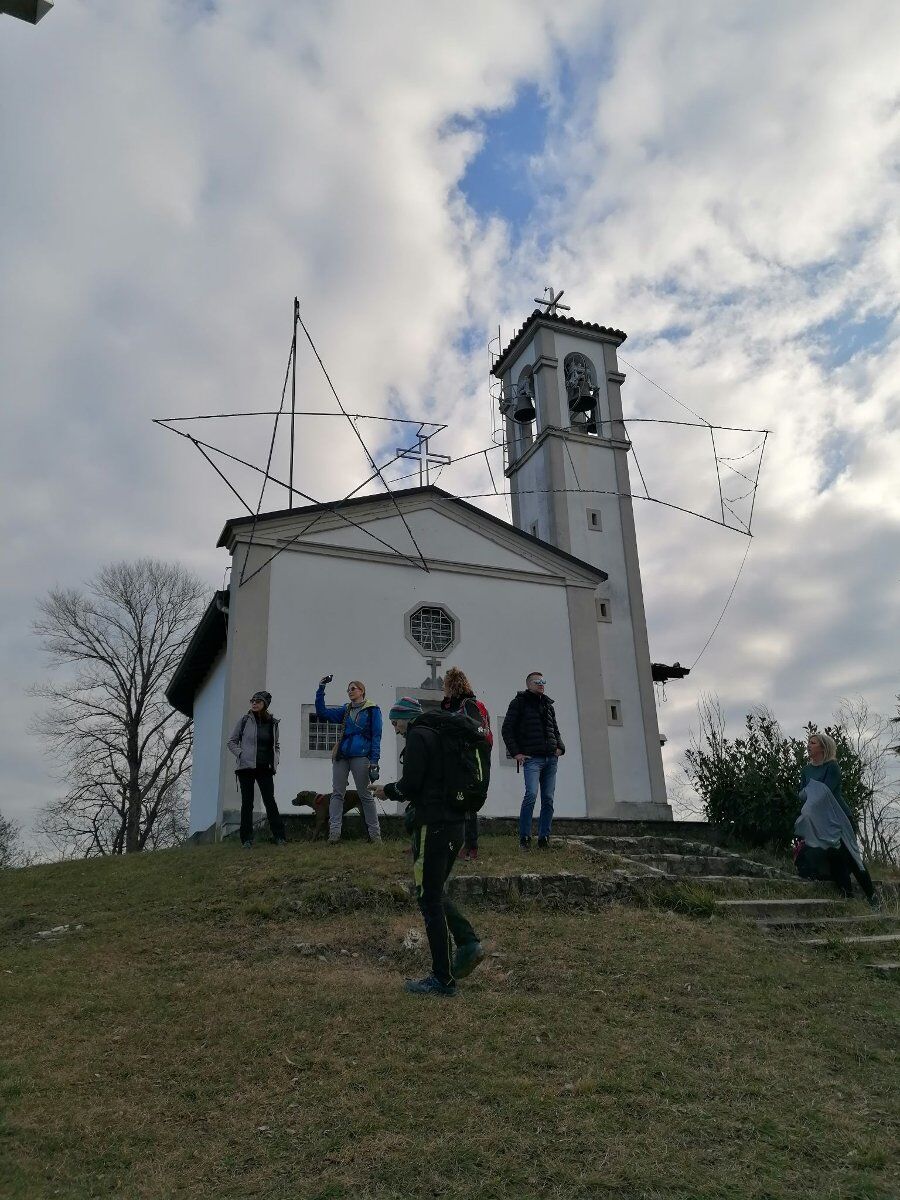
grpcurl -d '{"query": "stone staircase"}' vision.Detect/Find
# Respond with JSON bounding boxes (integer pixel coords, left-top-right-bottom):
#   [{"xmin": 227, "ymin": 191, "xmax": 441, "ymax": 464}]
[
  {"xmin": 575, "ymin": 834, "xmax": 900, "ymax": 978},
  {"xmin": 574, "ymin": 834, "xmax": 793, "ymax": 881}
]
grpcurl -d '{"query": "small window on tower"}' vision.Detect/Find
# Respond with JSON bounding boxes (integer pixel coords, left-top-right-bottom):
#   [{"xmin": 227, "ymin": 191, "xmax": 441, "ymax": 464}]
[
  {"xmin": 596, "ymin": 598, "xmax": 612, "ymax": 623},
  {"xmin": 607, "ymin": 700, "xmax": 622, "ymax": 726},
  {"xmin": 587, "ymin": 508, "xmax": 602, "ymax": 531},
  {"xmin": 530, "ymin": 521, "xmax": 540, "ymax": 539}
]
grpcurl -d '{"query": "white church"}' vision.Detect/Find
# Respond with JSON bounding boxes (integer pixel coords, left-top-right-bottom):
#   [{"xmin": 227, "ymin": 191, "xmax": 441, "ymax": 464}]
[{"xmin": 169, "ymin": 302, "xmax": 674, "ymax": 836}]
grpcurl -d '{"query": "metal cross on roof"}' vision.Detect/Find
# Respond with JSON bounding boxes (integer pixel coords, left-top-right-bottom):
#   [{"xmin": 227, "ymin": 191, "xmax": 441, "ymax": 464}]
[
  {"xmin": 395, "ymin": 430, "xmax": 452, "ymax": 486},
  {"xmin": 533, "ymin": 286, "xmax": 571, "ymax": 316}
]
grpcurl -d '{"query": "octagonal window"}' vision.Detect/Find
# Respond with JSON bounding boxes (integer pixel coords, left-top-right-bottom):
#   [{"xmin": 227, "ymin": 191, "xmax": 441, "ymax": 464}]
[{"xmin": 409, "ymin": 605, "xmax": 455, "ymax": 653}]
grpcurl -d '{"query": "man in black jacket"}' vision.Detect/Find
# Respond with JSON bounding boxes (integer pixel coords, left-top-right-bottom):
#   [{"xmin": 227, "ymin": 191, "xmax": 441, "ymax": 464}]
[
  {"xmin": 501, "ymin": 672, "xmax": 565, "ymax": 850},
  {"xmin": 373, "ymin": 697, "xmax": 484, "ymax": 997}
]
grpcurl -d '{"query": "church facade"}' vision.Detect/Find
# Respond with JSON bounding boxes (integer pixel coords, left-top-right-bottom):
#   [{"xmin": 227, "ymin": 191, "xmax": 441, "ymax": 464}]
[{"xmin": 170, "ymin": 307, "xmax": 672, "ymax": 835}]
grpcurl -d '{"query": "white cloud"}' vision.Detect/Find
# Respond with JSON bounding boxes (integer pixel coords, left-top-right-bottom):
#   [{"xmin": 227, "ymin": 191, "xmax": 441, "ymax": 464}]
[{"xmin": 2, "ymin": 0, "xmax": 898, "ymax": 837}]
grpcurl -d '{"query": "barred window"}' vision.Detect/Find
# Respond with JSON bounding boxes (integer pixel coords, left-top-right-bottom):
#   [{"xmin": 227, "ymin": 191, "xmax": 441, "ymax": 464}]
[
  {"xmin": 409, "ymin": 606, "xmax": 454, "ymax": 653},
  {"xmin": 300, "ymin": 705, "xmax": 342, "ymax": 756}
]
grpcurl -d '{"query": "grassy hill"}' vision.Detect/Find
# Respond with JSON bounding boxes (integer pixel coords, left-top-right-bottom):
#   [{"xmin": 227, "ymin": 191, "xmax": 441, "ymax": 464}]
[{"xmin": 1, "ymin": 837, "xmax": 898, "ymax": 1200}]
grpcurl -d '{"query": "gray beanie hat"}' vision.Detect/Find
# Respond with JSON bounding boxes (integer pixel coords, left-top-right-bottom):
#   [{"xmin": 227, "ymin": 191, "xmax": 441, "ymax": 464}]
[{"xmin": 251, "ymin": 690, "xmax": 272, "ymax": 707}]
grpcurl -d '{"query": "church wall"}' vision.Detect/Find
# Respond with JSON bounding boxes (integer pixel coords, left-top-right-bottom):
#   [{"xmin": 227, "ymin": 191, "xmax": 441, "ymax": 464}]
[
  {"xmin": 190, "ymin": 648, "xmax": 226, "ymax": 835},
  {"xmin": 263, "ymin": 549, "xmax": 591, "ymax": 820}
]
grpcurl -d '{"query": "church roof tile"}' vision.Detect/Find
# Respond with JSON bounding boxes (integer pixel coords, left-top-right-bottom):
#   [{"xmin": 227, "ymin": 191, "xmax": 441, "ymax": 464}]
[{"xmin": 491, "ymin": 310, "xmax": 627, "ymax": 377}]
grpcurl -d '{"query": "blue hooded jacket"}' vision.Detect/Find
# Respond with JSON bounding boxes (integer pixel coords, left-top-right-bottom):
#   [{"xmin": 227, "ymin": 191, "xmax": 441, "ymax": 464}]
[{"xmin": 315, "ymin": 684, "xmax": 382, "ymax": 763}]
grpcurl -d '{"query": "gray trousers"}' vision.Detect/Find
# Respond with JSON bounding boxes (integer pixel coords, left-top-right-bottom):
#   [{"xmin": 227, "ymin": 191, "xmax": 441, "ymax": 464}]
[{"xmin": 330, "ymin": 757, "xmax": 381, "ymax": 841}]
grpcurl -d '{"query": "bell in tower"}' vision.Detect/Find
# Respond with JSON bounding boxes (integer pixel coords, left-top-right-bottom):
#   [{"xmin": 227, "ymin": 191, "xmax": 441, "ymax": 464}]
[
  {"xmin": 565, "ymin": 353, "xmax": 597, "ymax": 414},
  {"xmin": 504, "ymin": 370, "xmax": 536, "ymax": 424}
]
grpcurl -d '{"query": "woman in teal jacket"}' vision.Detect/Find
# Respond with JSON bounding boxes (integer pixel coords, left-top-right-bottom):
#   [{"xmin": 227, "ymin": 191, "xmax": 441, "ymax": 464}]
[
  {"xmin": 315, "ymin": 677, "xmax": 383, "ymax": 843},
  {"xmin": 796, "ymin": 731, "xmax": 876, "ymax": 903},
  {"xmin": 800, "ymin": 732, "xmax": 849, "ymax": 819}
]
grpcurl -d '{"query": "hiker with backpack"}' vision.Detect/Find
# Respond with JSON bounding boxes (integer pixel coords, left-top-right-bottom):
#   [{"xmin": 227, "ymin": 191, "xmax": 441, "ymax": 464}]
[
  {"xmin": 373, "ymin": 696, "xmax": 488, "ymax": 996},
  {"xmin": 440, "ymin": 666, "xmax": 493, "ymax": 860},
  {"xmin": 315, "ymin": 676, "xmax": 383, "ymax": 843},
  {"xmin": 226, "ymin": 690, "xmax": 288, "ymax": 848},
  {"xmin": 501, "ymin": 672, "xmax": 565, "ymax": 850}
]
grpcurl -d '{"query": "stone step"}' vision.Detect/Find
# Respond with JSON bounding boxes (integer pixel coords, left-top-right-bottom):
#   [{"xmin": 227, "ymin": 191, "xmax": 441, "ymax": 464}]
[
  {"xmin": 797, "ymin": 932, "xmax": 900, "ymax": 948},
  {"xmin": 628, "ymin": 853, "xmax": 785, "ymax": 878},
  {"xmin": 716, "ymin": 897, "xmax": 846, "ymax": 919},
  {"xmin": 759, "ymin": 914, "xmax": 900, "ymax": 932},
  {"xmin": 581, "ymin": 835, "xmax": 734, "ymax": 857}
]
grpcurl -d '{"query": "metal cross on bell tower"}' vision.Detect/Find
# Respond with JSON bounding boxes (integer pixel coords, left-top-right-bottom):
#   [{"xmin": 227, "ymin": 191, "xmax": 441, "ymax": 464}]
[
  {"xmin": 395, "ymin": 429, "xmax": 451, "ymax": 486},
  {"xmin": 533, "ymin": 286, "xmax": 571, "ymax": 317}
]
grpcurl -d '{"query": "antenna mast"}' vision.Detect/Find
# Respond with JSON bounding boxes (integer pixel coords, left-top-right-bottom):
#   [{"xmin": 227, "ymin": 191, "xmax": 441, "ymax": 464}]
[{"xmin": 289, "ymin": 297, "xmax": 299, "ymax": 509}]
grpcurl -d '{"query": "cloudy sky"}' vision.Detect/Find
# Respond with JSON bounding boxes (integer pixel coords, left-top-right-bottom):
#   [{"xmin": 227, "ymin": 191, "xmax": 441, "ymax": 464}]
[{"xmin": 2, "ymin": 0, "xmax": 899, "ymax": 840}]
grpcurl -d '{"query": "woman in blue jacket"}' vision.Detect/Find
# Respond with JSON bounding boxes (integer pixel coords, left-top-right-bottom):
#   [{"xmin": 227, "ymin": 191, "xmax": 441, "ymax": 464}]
[{"xmin": 316, "ymin": 677, "xmax": 383, "ymax": 843}]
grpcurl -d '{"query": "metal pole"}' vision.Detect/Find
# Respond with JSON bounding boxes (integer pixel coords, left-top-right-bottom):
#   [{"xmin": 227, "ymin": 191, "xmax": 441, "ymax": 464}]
[{"xmin": 289, "ymin": 297, "xmax": 298, "ymax": 509}]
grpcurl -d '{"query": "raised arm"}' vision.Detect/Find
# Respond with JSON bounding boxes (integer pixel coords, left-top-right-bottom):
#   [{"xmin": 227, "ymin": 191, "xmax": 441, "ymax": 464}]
[{"xmin": 315, "ymin": 680, "xmax": 347, "ymax": 724}]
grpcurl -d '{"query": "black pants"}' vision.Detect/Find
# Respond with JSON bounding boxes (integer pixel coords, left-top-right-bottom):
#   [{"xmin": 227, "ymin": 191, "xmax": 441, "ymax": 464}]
[
  {"xmin": 463, "ymin": 811, "xmax": 478, "ymax": 850},
  {"xmin": 237, "ymin": 768, "xmax": 286, "ymax": 843},
  {"xmin": 412, "ymin": 821, "xmax": 478, "ymax": 986},
  {"xmin": 827, "ymin": 843, "xmax": 875, "ymax": 900}
]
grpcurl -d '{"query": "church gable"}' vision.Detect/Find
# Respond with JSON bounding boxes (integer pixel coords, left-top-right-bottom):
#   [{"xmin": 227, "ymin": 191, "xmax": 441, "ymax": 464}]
[{"xmin": 218, "ymin": 489, "xmax": 606, "ymax": 585}]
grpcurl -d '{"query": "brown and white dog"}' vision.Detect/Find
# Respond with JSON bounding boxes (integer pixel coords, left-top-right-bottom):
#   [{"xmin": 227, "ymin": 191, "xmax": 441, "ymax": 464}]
[{"xmin": 291, "ymin": 789, "xmax": 363, "ymax": 840}]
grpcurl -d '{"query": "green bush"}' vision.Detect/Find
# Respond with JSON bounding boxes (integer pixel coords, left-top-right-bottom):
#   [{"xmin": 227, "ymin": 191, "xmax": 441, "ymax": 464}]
[{"xmin": 684, "ymin": 702, "xmax": 864, "ymax": 850}]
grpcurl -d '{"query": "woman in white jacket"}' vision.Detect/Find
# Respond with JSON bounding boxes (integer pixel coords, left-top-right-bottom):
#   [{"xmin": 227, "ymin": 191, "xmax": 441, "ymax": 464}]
[{"xmin": 226, "ymin": 690, "xmax": 287, "ymax": 848}]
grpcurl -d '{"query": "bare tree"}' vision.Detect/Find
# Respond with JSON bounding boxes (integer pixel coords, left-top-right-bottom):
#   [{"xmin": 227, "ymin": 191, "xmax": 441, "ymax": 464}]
[
  {"xmin": 31, "ymin": 560, "xmax": 208, "ymax": 856},
  {"xmin": 0, "ymin": 809, "xmax": 28, "ymax": 868},
  {"xmin": 834, "ymin": 696, "xmax": 900, "ymax": 865}
]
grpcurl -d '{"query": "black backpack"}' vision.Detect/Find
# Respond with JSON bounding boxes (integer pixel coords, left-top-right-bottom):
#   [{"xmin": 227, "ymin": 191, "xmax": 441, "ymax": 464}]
[{"xmin": 416, "ymin": 709, "xmax": 491, "ymax": 813}]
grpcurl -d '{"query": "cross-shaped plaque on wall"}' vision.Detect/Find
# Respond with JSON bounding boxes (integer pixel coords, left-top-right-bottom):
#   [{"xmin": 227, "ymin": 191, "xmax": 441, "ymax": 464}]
[{"xmin": 420, "ymin": 656, "xmax": 444, "ymax": 690}]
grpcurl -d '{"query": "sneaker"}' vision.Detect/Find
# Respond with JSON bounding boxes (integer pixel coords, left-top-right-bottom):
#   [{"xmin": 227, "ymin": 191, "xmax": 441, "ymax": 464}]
[
  {"xmin": 520, "ymin": 837, "xmax": 532, "ymax": 851},
  {"xmin": 453, "ymin": 941, "xmax": 485, "ymax": 980},
  {"xmin": 537, "ymin": 836, "xmax": 550, "ymax": 849},
  {"xmin": 241, "ymin": 841, "xmax": 253, "ymax": 850},
  {"xmin": 467, "ymin": 848, "xmax": 478, "ymax": 861},
  {"xmin": 403, "ymin": 975, "xmax": 457, "ymax": 997},
  {"xmin": 457, "ymin": 847, "xmax": 468, "ymax": 861},
  {"xmin": 274, "ymin": 837, "xmax": 287, "ymax": 846},
  {"xmin": 327, "ymin": 836, "xmax": 340, "ymax": 845}
]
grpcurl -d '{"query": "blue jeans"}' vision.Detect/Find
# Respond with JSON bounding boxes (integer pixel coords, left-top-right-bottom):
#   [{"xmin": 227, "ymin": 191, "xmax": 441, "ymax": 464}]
[{"xmin": 519, "ymin": 755, "xmax": 558, "ymax": 841}]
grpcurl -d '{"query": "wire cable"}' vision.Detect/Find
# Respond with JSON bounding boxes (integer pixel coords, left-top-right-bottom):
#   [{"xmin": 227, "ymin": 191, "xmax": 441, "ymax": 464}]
[
  {"xmin": 691, "ymin": 540, "xmax": 752, "ymax": 668},
  {"xmin": 618, "ymin": 356, "xmax": 712, "ymax": 426},
  {"xmin": 295, "ymin": 308, "xmax": 430, "ymax": 574}
]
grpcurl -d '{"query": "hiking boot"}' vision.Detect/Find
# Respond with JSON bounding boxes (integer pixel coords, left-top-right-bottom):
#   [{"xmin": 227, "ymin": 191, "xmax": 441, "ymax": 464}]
[
  {"xmin": 274, "ymin": 837, "xmax": 287, "ymax": 846},
  {"xmin": 520, "ymin": 837, "xmax": 532, "ymax": 851},
  {"xmin": 241, "ymin": 841, "xmax": 253, "ymax": 850},
  {"xmin": 537, "ymin": 836, "xmax": 550, "ymax": 849},
  {"xmin": 403, "ymin": 975, "xmax": 457, "ymax": 997},
  {"xmin": 453, "ymin": 941, "xmax": 486, "ymax": 980}
]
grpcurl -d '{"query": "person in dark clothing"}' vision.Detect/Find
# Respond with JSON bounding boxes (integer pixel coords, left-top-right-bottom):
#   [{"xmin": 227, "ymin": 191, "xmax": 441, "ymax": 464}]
[
  {"xmin": 226, "ymin": 690, "xmax": 287, "ymax": 848},
  {"xmin": 502, "ymin": 672, "xmax": 565, "ymax": 849},
  {"xmin": 373, "ymin": 696, "xmax": 485, "ymax": 996},
  {"xmin": 440, "ymin": 666, "xmax": 491, "ymax": 861}
]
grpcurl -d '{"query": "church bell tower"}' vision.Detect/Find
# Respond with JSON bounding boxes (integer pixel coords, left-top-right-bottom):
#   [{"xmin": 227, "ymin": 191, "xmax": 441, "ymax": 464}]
[{"xmin": 492, "ymin": 296, "xmax": 670, "ymax": 817}]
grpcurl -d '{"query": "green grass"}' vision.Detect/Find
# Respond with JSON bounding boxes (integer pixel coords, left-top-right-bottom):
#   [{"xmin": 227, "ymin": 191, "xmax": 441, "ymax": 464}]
[{"xmin": 1, "ymin": 839, "xmax": 898, "ymax": 1199}]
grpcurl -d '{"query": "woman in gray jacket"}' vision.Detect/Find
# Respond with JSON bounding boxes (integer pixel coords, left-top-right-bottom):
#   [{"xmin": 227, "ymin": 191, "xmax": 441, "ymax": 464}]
[{"xmin": 226, "ymin": 690, "xmax": 287, "ymax": 848}]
